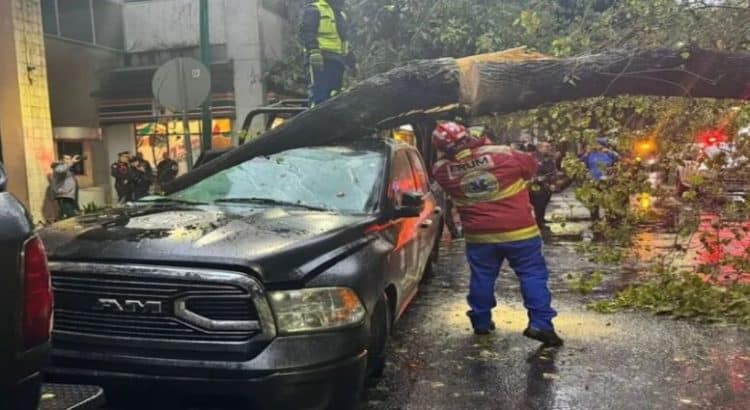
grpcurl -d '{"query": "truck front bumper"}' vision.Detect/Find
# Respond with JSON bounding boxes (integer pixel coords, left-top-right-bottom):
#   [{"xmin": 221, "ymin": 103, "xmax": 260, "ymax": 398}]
[
  {"xmin": 47, "ymin": 350, "xmax": 366, "ymax": 409},
  {"xmin": 47, "ymin": 328, "xmax": 368, "ymax": 409}
]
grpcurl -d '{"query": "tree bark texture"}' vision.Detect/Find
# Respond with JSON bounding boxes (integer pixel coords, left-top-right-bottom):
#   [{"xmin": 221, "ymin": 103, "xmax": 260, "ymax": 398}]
[
  {"xmin": 461, "ymin": 47, "xmax": 750, "ymax": 116},
  {"xmin": 166, "ymin": 47, "xmax": 750, "ymax": 193}
]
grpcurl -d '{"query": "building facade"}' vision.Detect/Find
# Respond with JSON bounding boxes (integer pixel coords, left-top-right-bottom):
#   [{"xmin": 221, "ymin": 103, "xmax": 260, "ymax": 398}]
[
  {"xmin": 0, "ymin": 0, "xmax": 291, "ymax": 221},
  {"xmin": 0, "ymin": 0, "xmax": 57, "ymax": 222}
]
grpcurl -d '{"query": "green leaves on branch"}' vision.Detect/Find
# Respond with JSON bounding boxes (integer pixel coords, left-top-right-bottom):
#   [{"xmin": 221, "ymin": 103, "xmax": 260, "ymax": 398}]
[
  {"xmin": 514, "ymin": 10, "xmax": 541, "ymax": 35},
  {"xmin": 567, "ymin": 271, "xmax": 605, "ymax": 295},
  {"xmin": 592, "ymin": 271, "xmax": 750, "ymax": 328}
]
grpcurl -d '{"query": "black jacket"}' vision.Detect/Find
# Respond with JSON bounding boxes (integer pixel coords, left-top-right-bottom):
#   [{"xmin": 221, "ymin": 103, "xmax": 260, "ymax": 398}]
[{"xmin": 157, "ymin": 159, "xmax": 179, "ymax": 185}]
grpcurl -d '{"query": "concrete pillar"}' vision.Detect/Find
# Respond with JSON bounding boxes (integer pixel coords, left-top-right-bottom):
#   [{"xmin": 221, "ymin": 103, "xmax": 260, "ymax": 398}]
[
  {"xmin": 0, "ymin": 0, "xmax": 55, "ymax": 222},
  {"xmin": 223, "ymin": 0, "xmax": 265, "ymax": 136}
]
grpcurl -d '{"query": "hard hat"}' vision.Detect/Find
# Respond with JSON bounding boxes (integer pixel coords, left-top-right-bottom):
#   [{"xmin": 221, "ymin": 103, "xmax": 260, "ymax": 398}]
[{"xmin": 432, "ymin": 122, "xmax": 485, "ymax": 156}]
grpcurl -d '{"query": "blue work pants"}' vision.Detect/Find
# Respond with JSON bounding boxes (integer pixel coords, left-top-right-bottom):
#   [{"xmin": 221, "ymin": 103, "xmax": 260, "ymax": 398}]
[
  {"xmin": 307, "ymin": 58, "xmax": 345, "ymax": 107},
  {"xmin": 466, "ymin": 237, "xmax": 557, "ymax": 331}
]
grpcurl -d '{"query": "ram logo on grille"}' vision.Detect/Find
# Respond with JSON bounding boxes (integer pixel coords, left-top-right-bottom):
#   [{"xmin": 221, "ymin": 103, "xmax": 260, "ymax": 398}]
[{"xmin": 93, "ymin": 298, "xmax": 163, "ymax": 314}]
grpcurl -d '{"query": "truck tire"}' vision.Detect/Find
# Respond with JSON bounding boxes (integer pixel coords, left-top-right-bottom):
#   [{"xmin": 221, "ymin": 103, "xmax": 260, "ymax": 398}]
[{"xmin": 366, "ymin": 292, "xmax": 391, "ymax": 380}]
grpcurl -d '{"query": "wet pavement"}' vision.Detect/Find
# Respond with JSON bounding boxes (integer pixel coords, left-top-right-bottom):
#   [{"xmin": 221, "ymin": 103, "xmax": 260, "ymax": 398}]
[
  {"xmin": 89, "ymin": 235, "xmax": 750, "ymax": 410},
  {"xmin": 361, "ymin": 238, "xmax": 750, "ymax": 410},
  {"xmin": 90, "ymin": 190, "xmax": 750, "ymax": 409}
]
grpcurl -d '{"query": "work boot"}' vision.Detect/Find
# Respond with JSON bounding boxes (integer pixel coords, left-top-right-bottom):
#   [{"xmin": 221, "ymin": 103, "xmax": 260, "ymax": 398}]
[
  {"xmin": 523, "ymin": 327, "xmax": 564, "ymax": 347},
  {"xmin": 467, "ymin": 311, "xmax": 495, "ymax": 335},
  {"xmin": 474, "ymin": 321, "xmax": 496, "ymax": 336}
]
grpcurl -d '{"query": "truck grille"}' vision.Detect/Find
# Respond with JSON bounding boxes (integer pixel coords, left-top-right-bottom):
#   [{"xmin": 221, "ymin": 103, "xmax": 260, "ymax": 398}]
[
  {"xmin": 49, "ymin": 264, "xmax": 274, "ymax": 346},
  {"xmin": 185, "ymin": 297, "xmax": 257, "ymax": 322},
  {"xmin": 53, "ymin": 309, "xmax": 250, "ymax": 341}
]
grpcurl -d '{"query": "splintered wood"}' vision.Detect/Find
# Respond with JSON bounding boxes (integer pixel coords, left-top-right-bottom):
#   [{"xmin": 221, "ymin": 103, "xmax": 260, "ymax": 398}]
[{"xmin": 456, "ymin": 48, "xmax": 552, "ymax": 110}]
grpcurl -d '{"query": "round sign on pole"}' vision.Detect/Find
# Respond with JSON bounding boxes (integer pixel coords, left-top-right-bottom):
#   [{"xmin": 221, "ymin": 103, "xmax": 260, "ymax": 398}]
[{"xmin": 152, "ymin": 57, "xmax": 211, "ymax": 111}]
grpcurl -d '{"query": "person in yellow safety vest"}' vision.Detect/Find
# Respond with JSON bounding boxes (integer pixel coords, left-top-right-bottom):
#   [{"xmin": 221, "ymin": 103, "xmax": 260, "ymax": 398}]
[{"xmin": 299, "ymin": 0, "xmax": 356, "ymax": 107}]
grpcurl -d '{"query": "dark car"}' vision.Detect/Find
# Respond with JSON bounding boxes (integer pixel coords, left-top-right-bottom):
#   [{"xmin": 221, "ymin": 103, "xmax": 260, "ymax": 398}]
[
  {"xmin": 0, "ymin": 162, "xmax": 54, "ymax": 410},
  {"xmin": 40, "ymin": 138, "xmax": 443, "ymax": 409}
]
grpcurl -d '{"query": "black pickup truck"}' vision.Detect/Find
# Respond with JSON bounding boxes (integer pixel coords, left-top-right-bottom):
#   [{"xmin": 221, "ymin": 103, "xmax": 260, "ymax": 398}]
[
  {"xmin": 40, "ymin": 137, "xmax": 443, "ymax": 409},
  {"xmin": 0, "ymin": 162, "xmax": 53, "ymax": 410}
]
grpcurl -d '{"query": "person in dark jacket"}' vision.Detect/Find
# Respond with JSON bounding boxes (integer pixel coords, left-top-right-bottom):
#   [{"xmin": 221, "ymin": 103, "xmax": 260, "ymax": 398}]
[
  {"xmin": 157, "ymin": 152, "xmax": 179, "ymax": 188},
  {"xmin": 135, "ymin": 152, "xmax": 154, "ymax": 180},
  {"xmin": 529, "ymin": 142, "xmax": 558, "ymax": 233},
  {"xmin": 111, "ymin": 151, "xmax": 133, "ymax": 204},
  {"xmin": 130, "ymin": 157, "xmax": 152, "ymax": 200},
  {"xmin": 299, "ymin": 0, "xmax": 356, "ymax": 106}
]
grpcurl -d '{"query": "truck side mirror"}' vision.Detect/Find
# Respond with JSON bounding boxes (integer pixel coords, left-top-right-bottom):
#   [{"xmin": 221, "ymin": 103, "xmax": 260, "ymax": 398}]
[{"xmin": 393, "ymin": 192, "xmax": 424, "ymax": 219}]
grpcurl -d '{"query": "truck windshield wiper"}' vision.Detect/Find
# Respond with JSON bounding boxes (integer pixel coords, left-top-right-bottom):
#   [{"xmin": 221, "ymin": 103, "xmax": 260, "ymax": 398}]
[
  {"xmin": 213, "ymin": 197, "xmax": 328, "ymax": 211},
  {"xmin": 134, "ymin": 197, "xmax": 208, "ymax": 206}
]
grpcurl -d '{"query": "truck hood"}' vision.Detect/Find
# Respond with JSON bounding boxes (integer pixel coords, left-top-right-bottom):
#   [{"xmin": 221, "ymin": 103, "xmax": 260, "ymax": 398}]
[{"xmin": 40, "ymin": 205, "xmax": 376, "ymax": 284}]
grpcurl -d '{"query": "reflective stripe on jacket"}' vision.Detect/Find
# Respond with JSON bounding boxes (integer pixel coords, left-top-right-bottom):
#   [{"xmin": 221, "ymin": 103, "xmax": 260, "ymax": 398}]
[
  {"xmin": 299, "ymin": 0, "xmax": 348, "ymax": 56},
  {"xmin": 433, "ymin": 145, "xmax": 540, "ymax": 243}
]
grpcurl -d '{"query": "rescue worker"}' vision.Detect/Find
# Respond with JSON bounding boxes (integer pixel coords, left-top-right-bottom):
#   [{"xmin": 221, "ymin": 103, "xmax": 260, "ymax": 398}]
[
  {"xmin": 299, "ymin": 0, "xmax": 356, "ymax": 106},
  {"xmin": 111, "ymin": 151, "xmax": 133, "ymax": 204},
  {"xmin": 431, "ymin": 122, "xmax": 563, "ymax": 347}
]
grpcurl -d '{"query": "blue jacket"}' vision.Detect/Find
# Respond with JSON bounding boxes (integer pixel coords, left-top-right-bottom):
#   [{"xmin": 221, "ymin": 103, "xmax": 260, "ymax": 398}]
[{"xmin": 583, "ymin": 151, "xmax": 618, "ymax": 181}]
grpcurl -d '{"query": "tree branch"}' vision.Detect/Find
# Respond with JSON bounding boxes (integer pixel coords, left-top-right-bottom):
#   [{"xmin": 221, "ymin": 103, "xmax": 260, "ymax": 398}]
[{"xmin": 166, "ymin": 47, "xmax": 750, "ymax": 193}]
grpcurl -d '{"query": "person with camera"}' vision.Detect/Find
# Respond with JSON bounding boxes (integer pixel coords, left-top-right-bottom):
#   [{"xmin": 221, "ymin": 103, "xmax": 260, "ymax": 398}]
[{"xmin": 50, "ymin": 154, "xmax": 81, "ymax": 219}]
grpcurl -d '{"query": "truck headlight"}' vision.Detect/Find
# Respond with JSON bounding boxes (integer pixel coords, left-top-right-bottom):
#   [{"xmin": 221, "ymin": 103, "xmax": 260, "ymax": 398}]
[{"xmin": 268, "ymin": 287, "xmax": 366, "ymax": 334}]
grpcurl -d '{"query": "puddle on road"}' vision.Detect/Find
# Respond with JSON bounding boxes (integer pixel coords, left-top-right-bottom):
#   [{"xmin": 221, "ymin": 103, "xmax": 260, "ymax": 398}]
[{"xmin": 435, "ymin": 301, "xmax": 622, "ymax": 342}]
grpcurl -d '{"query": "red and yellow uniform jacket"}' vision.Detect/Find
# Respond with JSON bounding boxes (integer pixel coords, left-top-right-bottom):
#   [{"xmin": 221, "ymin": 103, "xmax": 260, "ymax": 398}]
[{"xmin": 432, "ymin": 145, "xmax": 539, "ymax": 243}]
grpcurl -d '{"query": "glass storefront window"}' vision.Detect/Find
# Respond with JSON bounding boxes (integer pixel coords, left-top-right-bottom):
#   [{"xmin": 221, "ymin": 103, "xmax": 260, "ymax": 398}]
[{"xmin": 134, "ymin": 119, "xmax": 233, "ymax": 176}]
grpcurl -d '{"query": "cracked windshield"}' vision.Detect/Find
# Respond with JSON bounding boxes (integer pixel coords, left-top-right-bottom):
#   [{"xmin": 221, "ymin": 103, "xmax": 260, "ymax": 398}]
[
  {"xmin": 3, "ymin": 1, "xmax": 750, "ymax": 410},
  {"xmin": 170, "ymin": 146, "xmax": 384, "ymax": 212}
]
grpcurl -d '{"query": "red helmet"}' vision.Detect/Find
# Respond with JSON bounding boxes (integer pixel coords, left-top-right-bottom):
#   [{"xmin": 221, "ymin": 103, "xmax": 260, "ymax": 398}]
[{"xmin": 432, "ymin": 122, "xmax": 485, "ymax": 157}]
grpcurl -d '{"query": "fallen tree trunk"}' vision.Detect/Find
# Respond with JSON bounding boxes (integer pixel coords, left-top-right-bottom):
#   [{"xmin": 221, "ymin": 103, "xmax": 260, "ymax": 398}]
[{"xmin": 167, "ymin": 47, "xmax": 750, "ymax": 193}]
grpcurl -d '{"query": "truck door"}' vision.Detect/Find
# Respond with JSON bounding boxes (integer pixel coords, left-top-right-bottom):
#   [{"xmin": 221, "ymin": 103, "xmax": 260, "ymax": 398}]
[
  {"xmin": 388, "ymin": 150, "xmax": 423, "ymax": 298},
  {"xmin": 406, "ymin": 150, "xmax": 441, "ymax": 280}
]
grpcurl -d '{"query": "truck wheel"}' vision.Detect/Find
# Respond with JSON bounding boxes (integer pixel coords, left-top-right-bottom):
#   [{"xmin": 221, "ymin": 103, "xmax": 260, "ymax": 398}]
[{"xmin": 367, "ymin": 292, "xmax": 391, "ymax": 379}]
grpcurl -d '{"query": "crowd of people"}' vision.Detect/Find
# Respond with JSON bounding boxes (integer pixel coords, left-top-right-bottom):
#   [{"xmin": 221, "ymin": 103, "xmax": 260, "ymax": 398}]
[
  {"xmin": 111, "ymin": 151, "xmax": 178, "ymax": 203},
  {"xmin": 46, "ymin": 150, "xmax": 181, "ymax": 220}
]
